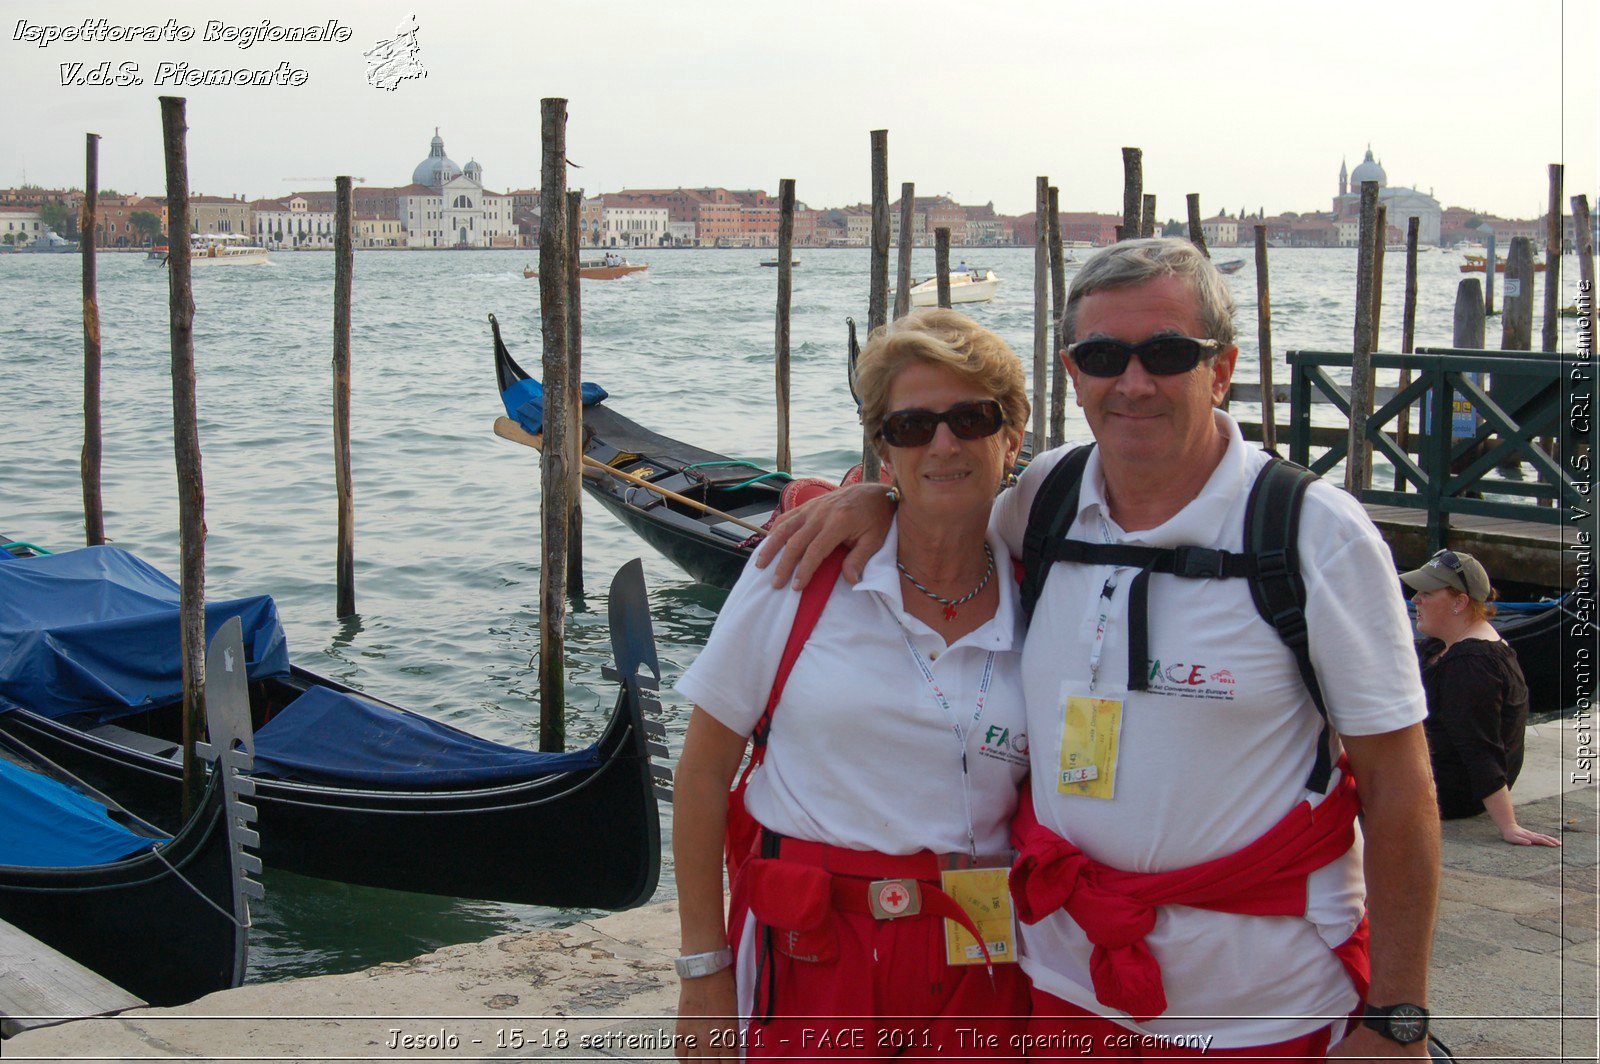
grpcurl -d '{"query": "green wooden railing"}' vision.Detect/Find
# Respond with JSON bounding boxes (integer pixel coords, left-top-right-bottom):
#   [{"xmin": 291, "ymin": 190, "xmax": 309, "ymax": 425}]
[{"xmin": 1285, "ymin": 347, "xmax": 1587, "ymax": 551}]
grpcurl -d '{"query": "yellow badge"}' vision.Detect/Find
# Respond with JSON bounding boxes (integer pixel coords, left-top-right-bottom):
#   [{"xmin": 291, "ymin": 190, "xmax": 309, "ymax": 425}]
[
  {"xmin": 940, "ymin": 867, "xmax": 1018, "ymax": 966},
  {"xmin": 1058, "ymin": 694, "xmax": 1123, "ymax": 799}
]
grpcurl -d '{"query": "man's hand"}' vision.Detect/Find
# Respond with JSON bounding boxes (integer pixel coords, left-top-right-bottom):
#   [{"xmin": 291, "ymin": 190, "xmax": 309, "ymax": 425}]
[
  {"xmin": 1327, "ymin": 1024, "xmax": 1429, "ymax": 1060},
  {"xmin": 675, "ymin": 968, "xmax": 738, "ymax": 1061},
  {"xmin": 753, "ymin": 483, "xmax": 895, "ymax": 588}
]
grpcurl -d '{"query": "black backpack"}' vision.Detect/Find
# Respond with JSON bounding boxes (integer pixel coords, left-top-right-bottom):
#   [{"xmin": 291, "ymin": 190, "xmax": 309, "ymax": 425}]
[{"xmin": 1018, "ymin": 444, "xmax": 1336, "ymax": 793}]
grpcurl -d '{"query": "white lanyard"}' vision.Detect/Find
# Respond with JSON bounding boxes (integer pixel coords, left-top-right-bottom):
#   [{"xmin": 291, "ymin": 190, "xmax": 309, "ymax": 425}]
[
  {"xmin": 1087, "ymin": 512, "xmax": 1127, "ymax": 692},
  {"xmin": 901, "ymin": 631, "xmax": 994, "ymax": 861}
]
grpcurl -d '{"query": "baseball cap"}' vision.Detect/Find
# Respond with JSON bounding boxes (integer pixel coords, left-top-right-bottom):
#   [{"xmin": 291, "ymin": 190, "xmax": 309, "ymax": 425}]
[{"xmin": 1399, "ymin": 549, "xmax": 1491, "ymax": 603}]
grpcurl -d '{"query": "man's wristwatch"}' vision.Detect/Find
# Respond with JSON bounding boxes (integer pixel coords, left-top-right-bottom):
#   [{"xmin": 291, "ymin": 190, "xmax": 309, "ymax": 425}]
[
  {"xmin": 1362, "ymin": 1002, "xmax": 1429, "ymax": 1045},
  {"xmin": 674, "ymin": 948, "xmax": 734, "ymax": 979}
]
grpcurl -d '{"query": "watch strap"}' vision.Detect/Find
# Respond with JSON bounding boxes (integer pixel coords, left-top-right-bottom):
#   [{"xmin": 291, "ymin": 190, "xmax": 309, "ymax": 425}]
[
  {"xmin": 1361, "ymin": 1002, "xmax": 1429, "ymax": 1044},
  {"xmin": 675, "ymin": 947, "xmax": 734, "ymax": 979}
]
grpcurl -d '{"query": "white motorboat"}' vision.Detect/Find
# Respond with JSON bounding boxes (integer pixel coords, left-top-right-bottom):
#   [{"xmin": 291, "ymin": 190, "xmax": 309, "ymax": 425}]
[
  {"xmin": 896, "ymin": 269, "xmax": 1001, "ymax": 307},
  {"xmin": 150, "ymin": 234, "xmax": 270, "ymax": 266}
]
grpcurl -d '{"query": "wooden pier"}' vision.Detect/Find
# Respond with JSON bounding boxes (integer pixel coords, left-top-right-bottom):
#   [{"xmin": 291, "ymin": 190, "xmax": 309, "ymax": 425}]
[{"xmin": 1235, "ymin": 346, "xmax": 1588, "ymax": 590}]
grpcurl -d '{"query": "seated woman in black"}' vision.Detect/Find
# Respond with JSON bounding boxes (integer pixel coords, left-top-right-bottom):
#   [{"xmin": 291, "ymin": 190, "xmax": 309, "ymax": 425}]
[{"xmin": 1402, "ymin": 549, "xmax": 1560, "ymax": 847}]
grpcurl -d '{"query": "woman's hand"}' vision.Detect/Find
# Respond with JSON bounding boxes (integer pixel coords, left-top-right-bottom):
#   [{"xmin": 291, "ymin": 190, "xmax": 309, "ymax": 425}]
[
  {"xmin": 1500, "ymin": 823, "xmax": 1562, "ymax": 847},
  {"xmin": 675, "ymin": 969, "xmax": 739, "ymax": 1061},
  {"xmin": 755, "ymin": 483, "xmax": 896, "ymax": 588}
]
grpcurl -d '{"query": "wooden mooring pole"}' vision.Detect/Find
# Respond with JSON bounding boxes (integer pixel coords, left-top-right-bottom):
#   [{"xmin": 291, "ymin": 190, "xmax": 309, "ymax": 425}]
[
  {"xmin": 1543, "ymin": 164, "xmax": 1563, "ymax": 353},
  {"xmin": 935, "ymin": 228, "xmax": 952, "ymax": 308},
  {"xmin": 1347, "ymin": 180, "xmax": 1380, "ymax": 492},
  {"xmin": 1140, "ymin": 194, "xmax": 1156, "ymax": 239},
  {"xmin": 1572, "ymin": 196, "xmax": 1597, "ymax": 357},
  {"xmin": 565, "ymin": 189, "xmax": 584, "ymax": 595},
  {"xmin": 1370, "ymin": 204, "xmax": 1387, "ymax": 351},
  {"xmin": 863, "ymin": 130, "xmax": 889, "ymax": 483},
  {"xmin": 1047, "ymin": 186, "xmax": 1066, "ymax": 448},
  {"xmin": 1253, "ymin": 224, "xmax": 1276, "ymax": 453},
  {"xmin": 775, "ymin": 178, "xmax": 795, "ymax": 473},
  {"xmin": 537, "ymin": 97, "xmax": 572, "ymax": 752},
  {"xmin": 160, "ymin": 96, "xmax": 205, "ymax": 818},
  {"xmin": 81, "ymin": 133, "xmax": 104, "ymax": 546},
  {"xmin": 333, "ymin": 176, "xmax": 355, "ymax": 618},
  {"xmin": 1454, "ymin": 278, "xmax": 1486, "ymax": 348},
  {"xmin": 1033, "ymin": 177, "xmax": 1049, "ymax": 452},
  {"xmin": 1501, "ymin": 237, "xmax": 1535, "ymax": 351},
  {"xmin": 894, "ymin": 181, "xmax": 914, "ymax": 321},
  {"xmin": 1121, "ymin": 148, "xmax": 1142, "ymax": 240},
  {"xmin": 1394, "ymin": 217, "xmax": 1420, "ymax": 489},
  {"xmin": 1484, "ymin": 229, "xmax": 1497, "ymax": 316},
  {"xmin": 1187, "ymin": 194, "xmax": 1209, "ymax": 257}
]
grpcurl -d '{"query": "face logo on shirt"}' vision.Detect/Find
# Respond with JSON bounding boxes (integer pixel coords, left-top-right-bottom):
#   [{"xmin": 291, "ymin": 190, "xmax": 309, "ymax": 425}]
[
  {"xmin": 978, "ymin": 725, "xmax": 1029, "ymax": 766},
  {"xmin": 1145, "ymin": 659, "xmax": 1238, "ymax": 701}
]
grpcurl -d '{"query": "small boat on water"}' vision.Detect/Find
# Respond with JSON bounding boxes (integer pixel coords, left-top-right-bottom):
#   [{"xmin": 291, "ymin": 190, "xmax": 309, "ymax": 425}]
[
  {"xmin": 525, "ymin": 258, "xmax": 649, "ymax": 280},
  {"xmin": 13, "ymin": 230, "xmax": 79, "ymax": 254},
  {"xmin": 148, "ymin": 234, "xmax": 269, "ymax": 267},
  {"xmin": 0, "ymin": 612, "xmax": 258, "ymax": 1008},
  {"xmin": 894, "ymin": 269, "xmax": 1001, "ymax": 307},
  {"xmin": 0, "ymin": 540, "xmax": 667, "ymax": 909},
  {"xmin": 1461, "ymin": 256, "xmax": 1545, "ymax": 274},
  {"xmin": 1214, "ymin": 259, "xmax": 1246, "ymax": 275}
]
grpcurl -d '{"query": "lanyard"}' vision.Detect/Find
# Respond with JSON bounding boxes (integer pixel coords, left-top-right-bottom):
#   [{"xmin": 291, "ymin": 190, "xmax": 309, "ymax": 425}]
[
  {"xmin": 1086, "ymin": 512, "xmax": 1128, "ymax": 692},
  {"xmin": 901, "ymin": 631, "xmax": 995, "ymax": 861}
]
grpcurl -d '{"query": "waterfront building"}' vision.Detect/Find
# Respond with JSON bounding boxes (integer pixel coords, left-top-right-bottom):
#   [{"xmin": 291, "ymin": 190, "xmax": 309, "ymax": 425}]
[
  {"xmin": 252, "ymin": 195, "xmax": 338, "ymax": 249},
  {"xmin": 1333, "ymin": 147, "xmax": 1442, "ymax": 245},
  {"xmin": 94, "ymin": 195, "xmax": 167, "ymax": 247},
  {"xmin": 0, "ymin": 206, "xmax": 44, "ymax": 246},
  {"xmin": 385, "ymin": 130, "xmax": 516, "ymax": 248},
  {"xmin": 1201, "ymin": 213, "xmax": 1240, "ymax": 247},
  {"xmin": 600, "ymin": 201, "xmax": 670, "ymax": 247},
  {"xmin": 355, "ymin": 215, "xmax": 404, "ymax": 249},
  {"xmin": 188, "ymin": 194, "xmax": 252, "ymax": 236}
]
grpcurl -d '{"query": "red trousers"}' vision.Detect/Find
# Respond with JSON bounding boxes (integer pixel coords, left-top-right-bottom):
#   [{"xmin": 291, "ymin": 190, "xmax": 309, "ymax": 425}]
[
  {"xmin": 1024, "ymin": 989, "xmax": 1339, "ymax": 1062},
  {"xmin": 732, "ymin": 840, "xmax": 1030, "ymax": 1059}
]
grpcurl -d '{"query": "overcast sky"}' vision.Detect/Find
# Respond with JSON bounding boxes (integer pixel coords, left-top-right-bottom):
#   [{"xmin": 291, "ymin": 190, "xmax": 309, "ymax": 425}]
[{"xmin": 2, "ymin": 0, "xmax": 1594, "ymax": 221}]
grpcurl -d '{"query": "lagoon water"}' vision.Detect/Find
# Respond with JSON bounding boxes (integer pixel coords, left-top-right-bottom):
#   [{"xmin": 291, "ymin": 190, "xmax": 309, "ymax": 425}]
[{"xmin": 0, "ymin": 245, "xmax": 1585, "ymax": 980}]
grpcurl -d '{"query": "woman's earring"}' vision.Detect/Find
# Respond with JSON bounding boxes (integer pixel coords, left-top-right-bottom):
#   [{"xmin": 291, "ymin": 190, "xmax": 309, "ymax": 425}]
[
  {"xmin": 1002, "ymin": 470, "xmax": 1019, "ymax": 489},
  {"xmin": 885, "ymin": 484, "xmax": 901, "ymax": 504}
]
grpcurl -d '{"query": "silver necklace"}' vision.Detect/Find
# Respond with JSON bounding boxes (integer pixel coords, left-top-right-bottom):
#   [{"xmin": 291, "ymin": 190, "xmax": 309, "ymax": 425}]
[{"xmin": 898, "ymin": 543, "xmax": 995, "ymax": 621}]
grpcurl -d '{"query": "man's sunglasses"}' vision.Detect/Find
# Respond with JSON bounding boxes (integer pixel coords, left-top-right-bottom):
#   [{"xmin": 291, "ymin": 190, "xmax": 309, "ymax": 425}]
[
  {"xmin": 1066, "ymin": 335, "xmax": 1222, "ymax": 378},
  {"xmin": 878, "ymin": 399, "xmax": 1005, "ymax": 448}
]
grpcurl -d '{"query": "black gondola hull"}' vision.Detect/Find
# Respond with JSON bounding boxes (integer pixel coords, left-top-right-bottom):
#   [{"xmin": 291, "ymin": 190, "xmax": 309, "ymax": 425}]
[
  {"xmin": 0, "ymin": 772, "xmax": 243, "ymax": 1008},
  {"xmin": 0, "ymin": 667, "xmax": 661, "ymax": 910}
]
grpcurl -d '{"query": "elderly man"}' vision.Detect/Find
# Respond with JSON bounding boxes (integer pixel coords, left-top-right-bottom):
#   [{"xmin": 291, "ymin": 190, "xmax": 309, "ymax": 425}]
[{"xmin": 760, "ymin": 238, "xmax": 1438, "ymax": 1061}]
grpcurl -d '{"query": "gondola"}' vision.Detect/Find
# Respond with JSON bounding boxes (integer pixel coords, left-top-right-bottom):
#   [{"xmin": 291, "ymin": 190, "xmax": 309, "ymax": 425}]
[
  {"xmin": 0, "ymin": 620, "xmax": 258, "ymax": 1010},
  {"xmin": 492, "ymin": 315, "xmax": 796, "ymax": 590},
  {"xmin": 0, "ymin": 541, "xmax": 667, "ymax": 910}
]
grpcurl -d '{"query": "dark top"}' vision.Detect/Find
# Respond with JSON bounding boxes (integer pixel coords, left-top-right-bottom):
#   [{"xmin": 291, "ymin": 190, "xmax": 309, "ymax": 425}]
[{"xmin": 1419, "ymin": 637, "xmax": 1530, "ymax": 819}]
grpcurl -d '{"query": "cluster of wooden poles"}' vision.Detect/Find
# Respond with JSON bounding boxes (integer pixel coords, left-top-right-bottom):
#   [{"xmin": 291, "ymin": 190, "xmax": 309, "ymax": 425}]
[
  {"xmin": 1344, "ymin": 166, "xmax": 1597, "ymax": 494},
  {"xmin": 74, "ymin": 97, "xmax": 364, "ymax": 810}
]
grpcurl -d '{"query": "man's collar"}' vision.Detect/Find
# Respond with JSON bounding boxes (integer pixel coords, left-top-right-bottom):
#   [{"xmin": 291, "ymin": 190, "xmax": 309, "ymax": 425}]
[{"xmin": 1076, "ymin": 410, "xmax": 1248, "ymax": 547}]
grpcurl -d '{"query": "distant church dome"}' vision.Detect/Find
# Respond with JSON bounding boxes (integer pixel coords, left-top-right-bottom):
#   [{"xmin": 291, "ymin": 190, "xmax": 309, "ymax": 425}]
[
  {"xmin": 412, "ymin": 129, "xmax": 461, "ymax": 188},
  {"xmin": 464, "ymin": 159, "xmax": 483, "ymax": 182},
  {"xmin": 1350, "ymin": 147, "xmax": 1387, "ymax": 189}
]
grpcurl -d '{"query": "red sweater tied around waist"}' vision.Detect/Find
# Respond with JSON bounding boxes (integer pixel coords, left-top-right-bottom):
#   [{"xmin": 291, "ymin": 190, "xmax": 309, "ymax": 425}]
[{"xmin": 1009, "ymin": 764, "xmax": 1363, "ymax": 1021}]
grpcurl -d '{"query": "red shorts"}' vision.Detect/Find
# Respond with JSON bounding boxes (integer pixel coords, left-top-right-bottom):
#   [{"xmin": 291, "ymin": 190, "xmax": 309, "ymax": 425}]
[
  {"xmin": 1024, "ymin": 990, "xmax": 1338, "ymax": 1062},
  {"xmin": 732, "ymin": 840, "xmax": 1030, "ymax": 1059}
]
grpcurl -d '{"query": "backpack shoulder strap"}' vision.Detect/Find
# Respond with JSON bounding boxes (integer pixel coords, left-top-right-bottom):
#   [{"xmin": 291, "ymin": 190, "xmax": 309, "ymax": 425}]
[
  {"xmin": 748, "ymin": 547, "xmax": 848, "ymax": 757},
  {"xmin": 1020, "ymin": 445, "xmax": 1095, "ymax": 626},
  {"xmin": 1243, "ymin": 455, "xmax": 1334, "ymax": 793}
]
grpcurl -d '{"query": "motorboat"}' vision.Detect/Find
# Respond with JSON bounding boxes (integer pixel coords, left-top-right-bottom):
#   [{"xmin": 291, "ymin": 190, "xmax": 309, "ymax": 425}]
[{"xmin": 894, "ymin": 269, "xmax": 1001, "ymax": 307}]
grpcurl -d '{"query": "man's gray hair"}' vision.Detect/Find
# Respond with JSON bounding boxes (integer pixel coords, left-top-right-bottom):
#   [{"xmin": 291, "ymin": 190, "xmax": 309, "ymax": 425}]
[{"xmin": 1061, "ymin": 237, "xmax": 1236, "ymax": 348}]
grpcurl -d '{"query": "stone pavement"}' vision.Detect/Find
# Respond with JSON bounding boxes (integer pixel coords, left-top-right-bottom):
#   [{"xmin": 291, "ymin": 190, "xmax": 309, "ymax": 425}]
[{"xmin": 8, "ymin": 724, "xmax": 1595, "ymax": 1063}]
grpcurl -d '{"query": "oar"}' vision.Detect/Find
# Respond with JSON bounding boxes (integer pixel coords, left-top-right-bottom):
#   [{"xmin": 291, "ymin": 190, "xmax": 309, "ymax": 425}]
[{"xmin": 493, "ymin": 417, "xmax": 769, "ymax": 536}]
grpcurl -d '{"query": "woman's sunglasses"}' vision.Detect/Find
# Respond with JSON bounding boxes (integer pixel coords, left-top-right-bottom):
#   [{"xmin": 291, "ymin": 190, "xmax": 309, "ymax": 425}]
[
  {"xmin": 878, "ymin": 399, "xmax": 1005, "ymax": 448},
  {"xmin": 1066, "ymin": 335, "xmax": 1222, "ymax": 378}
]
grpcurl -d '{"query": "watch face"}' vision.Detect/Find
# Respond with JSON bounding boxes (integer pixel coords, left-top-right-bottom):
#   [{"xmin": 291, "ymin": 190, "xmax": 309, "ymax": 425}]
[{"xmin": 1389, "ymin": 1005, "xmax": 1427, "ymax": 1044}]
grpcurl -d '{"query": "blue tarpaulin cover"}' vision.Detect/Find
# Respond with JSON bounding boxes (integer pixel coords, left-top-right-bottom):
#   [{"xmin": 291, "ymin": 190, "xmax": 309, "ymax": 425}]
[
  {"xmin": 501, "ymin": 378, "xmax": 609, "ymax": 436},
  {"xmin": 252, "ymin": 685, "xmax": 600, "ymax": 787},
  {"xmin": 0, "ymin": 547, "xmax": 290, "ymax": 723},
  {"xmin": 0, "ymin": 757, "xmax": 157, "ymax": 867}
]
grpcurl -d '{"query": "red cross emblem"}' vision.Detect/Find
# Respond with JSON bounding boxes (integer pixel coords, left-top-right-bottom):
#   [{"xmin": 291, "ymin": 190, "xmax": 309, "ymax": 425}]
[{"xmin": 871, "ymin": 878, "xmax": 919, "ymax": 917}]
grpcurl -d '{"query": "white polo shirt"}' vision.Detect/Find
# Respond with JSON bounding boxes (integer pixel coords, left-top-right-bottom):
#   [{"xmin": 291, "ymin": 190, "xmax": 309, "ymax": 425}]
[
  {"xmin": 676, "ymin": 520, "xmax": 1029, "ymax": 857},
  {"xmin": 991, "ymin": 412, "xmax": 1425, "ymax": 1048}
]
